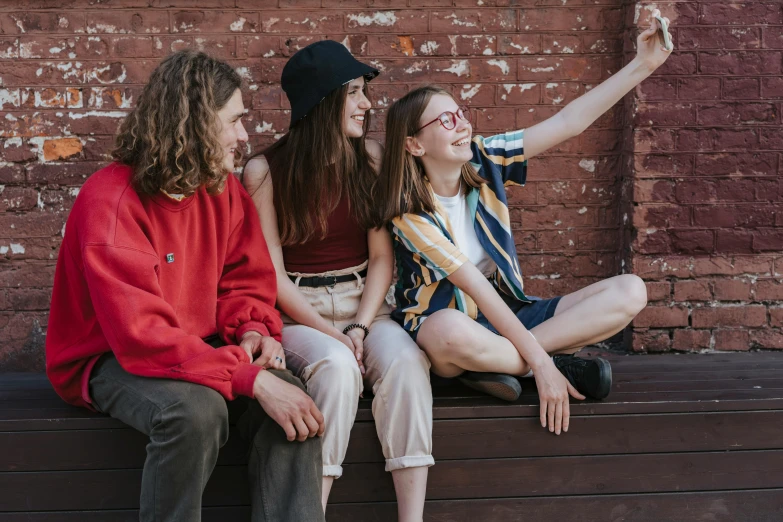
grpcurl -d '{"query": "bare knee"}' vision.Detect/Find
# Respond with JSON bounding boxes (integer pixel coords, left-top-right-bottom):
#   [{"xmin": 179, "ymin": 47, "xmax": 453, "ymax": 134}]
[{"xmin": 613, "ymin": 274, "xmax": 648, "ymax": 318}]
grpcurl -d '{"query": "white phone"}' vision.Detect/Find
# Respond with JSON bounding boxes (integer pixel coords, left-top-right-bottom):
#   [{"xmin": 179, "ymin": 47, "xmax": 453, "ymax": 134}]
[{"xmin": 654, "ymin": 14, "xmax": 673, "ymax": 51}]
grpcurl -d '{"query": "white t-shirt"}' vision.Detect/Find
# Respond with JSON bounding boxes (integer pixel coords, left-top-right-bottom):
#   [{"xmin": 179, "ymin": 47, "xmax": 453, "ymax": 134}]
[{"xmin": 435, "ymin": 190, "xmax": 497, "ymax": 277}]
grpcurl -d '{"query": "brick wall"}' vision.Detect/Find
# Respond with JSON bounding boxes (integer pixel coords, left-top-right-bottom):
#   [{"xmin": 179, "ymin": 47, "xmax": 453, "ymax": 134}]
[
  {"xmin": 0, "ymin": 1, "xmax": 780, "ymax": 371},
  {"xmin": 627, "ymin": 1, "xmax": 783, "ymax": 353}
]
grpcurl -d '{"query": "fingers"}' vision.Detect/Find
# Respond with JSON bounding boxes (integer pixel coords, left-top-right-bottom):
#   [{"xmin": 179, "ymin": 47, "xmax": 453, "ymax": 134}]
[
  {"xmin": 268, "ymin": 353, "xmax": 285, "ymax": 370},
  {"xmin": 293, "ymin": 417, "xmax": 309, "ymax": 442},
  {"xmin": 540, "ymin": 400, "xmax": 547, "ymax": 429},
  {"xmin": 254, "ymin": 352, "xmax": 272, "ymax": 368},
  {"xmin": 282, "ymin": 421, "xmax": 296, "ymax": 442},
  {"xmin": 353, "ymin": 339, "xmax": 365, "ymax": 375},
  {"xmin": 311, "ymin": 403, "xmax": 325, "ymax": 436},
  {"xmin": 547, "ymin": 400, "xmax": 555, "ymax": 433},
  {"xmin": 563, "ymin": 400, "xmax": 570, "ymax": 433},
  {"xmin": 554, "ymin": 401, "xmax": 563, "ymax": 435},
  {"xmin": 239, "ymin": 340, "xmax": 255, "ymax": 361},
  {"xmin": 303, "ymin": 412, "xmax": 320, "ymax": 438},
  {"xmin": 567, "ymin": 382, "xmax": 586, "ymax": 401}
]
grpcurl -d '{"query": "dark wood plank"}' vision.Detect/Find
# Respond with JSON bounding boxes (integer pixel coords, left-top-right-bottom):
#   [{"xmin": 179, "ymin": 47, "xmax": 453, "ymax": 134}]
[
  {"xmin": 2, "ymin": 489, "xmax": 782, "ymax": 521},
  {"xmin": 5, "ymin": 410, "xmax": 783, "ymax": 472},
  {"xmin": 3, "ymin": 450, "xmax": 783, "ymax": 510}
]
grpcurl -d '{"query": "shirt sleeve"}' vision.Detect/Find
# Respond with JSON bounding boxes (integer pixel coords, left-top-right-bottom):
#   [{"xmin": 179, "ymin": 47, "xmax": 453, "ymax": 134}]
[
  {"xmin": 216, "ymin": 183, "xmax": 283, "ymax": 345},
  {"xmin": 82, "ymin": 244, "xmax": 262, "ymax": 400},
  {"xmin": 391, "ymin": 212, "xmax": 468, "ymax": 285},
  {"xmin": 470, "ymin": 131, "xmax": 528, "ymax": 187}
]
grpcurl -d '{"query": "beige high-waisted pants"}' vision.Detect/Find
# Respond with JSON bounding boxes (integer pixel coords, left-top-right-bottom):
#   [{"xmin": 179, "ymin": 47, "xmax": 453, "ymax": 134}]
[{"xmin": 282, "ymin": 261, "xmax": 434, "ymax": 478}]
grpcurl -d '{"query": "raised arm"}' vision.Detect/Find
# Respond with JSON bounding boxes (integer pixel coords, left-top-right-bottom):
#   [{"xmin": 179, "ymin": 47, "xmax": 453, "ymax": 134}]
[{"xmin": 523, "ymin": 12, "xmax": 673, "ymax": 160}]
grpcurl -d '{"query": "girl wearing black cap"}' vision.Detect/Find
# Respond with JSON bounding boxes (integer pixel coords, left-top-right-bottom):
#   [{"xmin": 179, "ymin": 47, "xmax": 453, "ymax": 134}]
[
  {"xmin": 375, "ymin": 15, "xmax": 672, "ymax": 434},
  {"xmin": 242, "ymin": 41, "xmax": 432, "ymax": 519}
]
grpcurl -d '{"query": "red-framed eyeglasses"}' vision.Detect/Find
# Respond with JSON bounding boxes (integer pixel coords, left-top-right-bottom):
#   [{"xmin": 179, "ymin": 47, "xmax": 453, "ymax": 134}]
[{"xmin": 414, "ymin": 106, "xmax": 471, "ymax": 134}]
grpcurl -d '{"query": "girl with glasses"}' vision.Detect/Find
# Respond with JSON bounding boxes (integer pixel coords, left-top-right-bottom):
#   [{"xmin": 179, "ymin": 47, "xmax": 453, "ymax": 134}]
[
  {"xmin": 375, "ymin": 14, "xmax": 673, "ymax": 435},
  {"xmin": 242, "ymin": 41, "xmax": 432, "ymax": 520}
]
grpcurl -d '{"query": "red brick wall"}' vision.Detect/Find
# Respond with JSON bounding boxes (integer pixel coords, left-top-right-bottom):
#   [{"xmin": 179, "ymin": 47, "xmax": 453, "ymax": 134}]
[
  {"xmin": 0, "ymin": 1, "xmax": 780, "ymax": 371},
  {"xmin": 628, "ymin": 1, "xmax": 783, "ymax": 353}
]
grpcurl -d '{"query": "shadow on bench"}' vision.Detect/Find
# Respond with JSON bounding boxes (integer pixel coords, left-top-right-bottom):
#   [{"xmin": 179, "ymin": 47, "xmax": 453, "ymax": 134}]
[{"xmin": 2, "ymin": 351, "xmax": 783, "ymax": 521}]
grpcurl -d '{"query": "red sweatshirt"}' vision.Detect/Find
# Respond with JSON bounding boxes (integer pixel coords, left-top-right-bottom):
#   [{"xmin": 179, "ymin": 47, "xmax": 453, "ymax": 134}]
[{"xmin": 46, "ymin": 163, "xmax": 282, "ymax": 409}]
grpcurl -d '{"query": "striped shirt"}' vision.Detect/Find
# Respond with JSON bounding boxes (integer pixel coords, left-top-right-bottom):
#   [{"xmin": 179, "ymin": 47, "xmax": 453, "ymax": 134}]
[{"xmin": 390, "ymin": 131, "xmax": 532, "ymax": 336}]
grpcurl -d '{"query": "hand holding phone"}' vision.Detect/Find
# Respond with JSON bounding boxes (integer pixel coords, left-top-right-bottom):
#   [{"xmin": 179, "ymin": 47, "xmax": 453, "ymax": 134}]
[{"xmin": 653, "ymin": 13, "xmax": 673, "ymax": 52}]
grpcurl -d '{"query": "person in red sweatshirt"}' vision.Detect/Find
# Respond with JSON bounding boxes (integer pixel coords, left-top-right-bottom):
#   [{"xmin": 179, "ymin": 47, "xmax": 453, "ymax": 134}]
[{"xmin": 45, "ymin": 50, "xmax": 326, "ymax": 522}]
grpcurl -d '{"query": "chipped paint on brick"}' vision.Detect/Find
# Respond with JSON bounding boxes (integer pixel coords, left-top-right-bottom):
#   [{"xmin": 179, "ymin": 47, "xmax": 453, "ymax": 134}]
[
  {"xmin": 460, "ymin": 85, "xmax": 481, "ymax": 100},
  {"xmin": 487, "ymin": 59, "xmax": 509, "ymax": 75},
  {"xmin": 347, "ymin": 12, "xmax": 397, "ymax": 27},
  {"xmin": 42, "ymin": 137, "xmax": 82, "ymax": 161},
  {"xmin": 441, "ymin": 60, "xmax": 469, "ymax": 77},
  {"xmin": 419, "ymin": 41, "xmax": 439, "ymax": 56},
  {"xmin": 396, "ymin": 36, "xmax": 415, "ymax": 57}
]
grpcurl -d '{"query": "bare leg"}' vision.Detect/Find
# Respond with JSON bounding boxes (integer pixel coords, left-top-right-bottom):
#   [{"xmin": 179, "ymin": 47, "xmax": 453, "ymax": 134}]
[
  {"xmin": 322, "ymin": 477, "xmax": 334, "ymax": 511},
  {"xmin": 417, "ymin": 275, "xmax": 647, "ymax": 376},
  {"xmin": 416, "ymin": 309, "xmax": 531, "ymax": 377},
  {"xmin": 531, "ymin": 274, "xmax": 647, "ymax": 353},
  {"xmin": 392, "ymin": 467, "xmax": 428, "ymax": 522}
]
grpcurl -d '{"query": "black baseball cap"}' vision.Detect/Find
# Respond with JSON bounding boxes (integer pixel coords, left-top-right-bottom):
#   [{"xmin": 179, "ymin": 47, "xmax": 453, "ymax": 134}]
[{"xmin": 281, "ymin": 40, "xmax": 379, "ymax": 127}]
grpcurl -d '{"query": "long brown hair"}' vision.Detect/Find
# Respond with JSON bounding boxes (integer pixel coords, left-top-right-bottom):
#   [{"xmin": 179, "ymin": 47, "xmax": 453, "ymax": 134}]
[
  {"xmin": 244, "ymin": 83, "xmax": 378, "ymax": 246},
  {"xmin": 375, "ymin": 85, "xmax": 484, "ymax": 226},
  {"xmin": 113, "ymin": 50, "xmax": 242, "ymax": 197}
]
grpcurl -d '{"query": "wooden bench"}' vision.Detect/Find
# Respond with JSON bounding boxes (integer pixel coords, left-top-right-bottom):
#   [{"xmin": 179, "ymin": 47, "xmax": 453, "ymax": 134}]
[{"xmin": 2, "ymin": 351, "xmax": 782, "ymax": 521}]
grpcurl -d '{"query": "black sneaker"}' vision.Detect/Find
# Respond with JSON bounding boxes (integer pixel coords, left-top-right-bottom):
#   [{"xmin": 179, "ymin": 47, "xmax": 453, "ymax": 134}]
[
  {"xmin": 552, "ymin": 354, "xmax": 612, "ymax": 400},
  {"xmin": 458, "ymin": 372, "xmax": 522, "ymax": 402}
]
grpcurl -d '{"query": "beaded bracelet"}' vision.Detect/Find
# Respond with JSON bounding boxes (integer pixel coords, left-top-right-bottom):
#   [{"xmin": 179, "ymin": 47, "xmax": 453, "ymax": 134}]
[{"xmin": 343, "ymin": 323, "xmax": 370, "ymax": 337}]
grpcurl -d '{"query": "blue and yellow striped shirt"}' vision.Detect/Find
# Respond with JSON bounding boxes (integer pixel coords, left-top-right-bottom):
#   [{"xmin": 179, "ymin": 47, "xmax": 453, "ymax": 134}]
[{"xmin": 390, "ymin": 131, "xmax": 532, "ymax": 336}]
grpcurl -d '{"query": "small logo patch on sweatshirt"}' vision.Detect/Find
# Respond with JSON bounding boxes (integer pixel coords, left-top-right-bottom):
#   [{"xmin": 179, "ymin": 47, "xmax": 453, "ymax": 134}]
[{"xmin": 166, "ymin": 253, "xmax": 175, "ymax": 263}]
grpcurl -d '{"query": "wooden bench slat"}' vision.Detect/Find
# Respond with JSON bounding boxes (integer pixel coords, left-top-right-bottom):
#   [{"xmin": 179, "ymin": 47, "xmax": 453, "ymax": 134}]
[
  {"xmin": 1, "ymin": 489, "xmax": 782, "ymax": 522},
  {"xmin": 3, "ymin": 450, "xmax": 783, "ymax": 510},
  {"xmin": 4, "ymin": 410, "xmax": 783, "ymax": 472},
  {"xmin": 2, "ymin": 489, "xmax": 782, "ymax": 522}
]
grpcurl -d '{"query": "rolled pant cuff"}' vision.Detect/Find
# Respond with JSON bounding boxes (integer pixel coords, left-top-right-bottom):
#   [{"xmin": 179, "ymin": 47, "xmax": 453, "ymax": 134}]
[
  {"xmin": 323, "ymin": 464, "xmax": 343, "ymax": 478},
  {"xmin": 385, "ymin": 455, "xmax": 435, "ymax": 472}
]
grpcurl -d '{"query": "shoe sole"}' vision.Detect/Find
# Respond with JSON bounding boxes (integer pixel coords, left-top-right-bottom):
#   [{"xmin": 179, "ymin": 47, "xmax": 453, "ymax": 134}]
[
  {"xmin": 458, "ymin": 375, "xmax": 521, "ymax": 402},
  {"xmin": 592, "ymin": 358, "xmax": 612, "ymax": 400}
]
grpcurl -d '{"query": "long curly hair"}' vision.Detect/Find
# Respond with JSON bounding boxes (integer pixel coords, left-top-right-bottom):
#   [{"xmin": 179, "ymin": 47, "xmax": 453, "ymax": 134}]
[{"xmin": 113, "ymin": 50, "xmax": 242, "ymax": 197}]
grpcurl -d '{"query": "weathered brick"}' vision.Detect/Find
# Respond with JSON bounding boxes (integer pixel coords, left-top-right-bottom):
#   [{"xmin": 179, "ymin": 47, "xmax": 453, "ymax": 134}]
[
  {"xmin": 645, "ymin": 281, "xmax": 671, "ymax": 302},
  {"xmin": 677, "ymin": 27, "xmax": 760, "ymax": 50},
  {"xmin": 724, "ymin": 78, "xmax": 759, "ymax": 100},
  {"xmin": 672, "ymin": 329, "xmax": 711, "ymax": 351},
  {"xmin": 770, "ymin": 307, "xmax": 783, "ymax": 327},
  {"xmin": 699, "ymin": 51, "xmax": 783, "ymax": 75},
  {"xmin": 691, "ymin": 256, "xmax": 773, "ymax": 277},
  {"xmin": 633, "ymin": 305, "xmax": 689, "ymax": 328},
  {"xmin": 753, "ymin": 229, "xmax": 783, "ymax": 252},
  {"xmin": 712, "ymin": 279, "xmax": 752, "ymax": 301},
  {"xmin": 694, "ymin": 153, "xmax": 777, "ymax": 177},
  {"xmin": 755, "ymin": 279, "xmax": 783, "ymax": 301},
  {"xmin": 430, "ymin": 9, "xmax": 516, "ymax": 33},
  {"xmin": 716, "ymin": 229, "xmax": 754, "ymax": 254},
  {"xmin": 691, "ymin": 305, "xmax": 767, "ymax": 328},
  {"xmin": 674, "ymin": 280, "xmax": 712, "ymax": 302},
  {"xmin": 714, "ymin": 329, "xmax": 750, "ymax": 351},
  {"xmin": 750, "ymin": 329, "xmax": 783, "ymax": 350},
  {"xmin": 700, "ymin": 3, "xmax": 782, "ymax": 26},
  {"xmin": 631, "ymin": 329, "xmax": 672, "ymax": 353}
]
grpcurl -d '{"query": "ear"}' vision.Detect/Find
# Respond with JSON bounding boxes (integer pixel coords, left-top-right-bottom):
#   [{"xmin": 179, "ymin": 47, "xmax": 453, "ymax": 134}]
[{"xmin": 405, "ymin": 136, "xmax": 425, "ymax": 157}]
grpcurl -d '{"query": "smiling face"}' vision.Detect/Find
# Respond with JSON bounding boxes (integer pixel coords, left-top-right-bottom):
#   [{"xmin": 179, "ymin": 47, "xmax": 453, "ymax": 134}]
[
  {"xmin": 342, "ymin": 77, "xmax": 372, "ymax": 138},
  {"xmin": 216, "ymin": 88, "xmax": 249, "ymax": 172},
  {"xmin": 407, "ymin": 93, "xmax": 473, "ymax": 166}
]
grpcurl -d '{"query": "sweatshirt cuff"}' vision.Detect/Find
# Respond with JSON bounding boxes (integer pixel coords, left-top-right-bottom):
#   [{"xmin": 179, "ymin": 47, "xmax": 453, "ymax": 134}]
[
  {"xmin": 231, "ymin": 362, "xmax": 264, "ymax": 399},
  {"xmin": 234, "ymin": 321, "xmax": 271, "ymax": 343}
]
